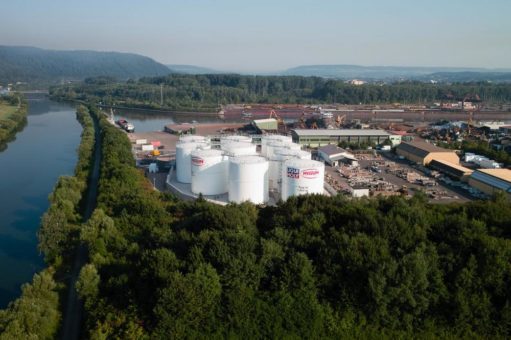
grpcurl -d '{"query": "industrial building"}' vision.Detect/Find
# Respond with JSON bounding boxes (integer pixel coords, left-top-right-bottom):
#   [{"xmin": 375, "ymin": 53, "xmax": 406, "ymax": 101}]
[
  {"xmin": 168, "ymin": 134, "xmax": 325, "ymax": 205},
  {"xmin": 252, "ymin": 118, "xmax": 278, "ymax": 132},
  {"xmin": 396, "ymin": 141, "xmax": 459, "ymax": 165},
  {"xmin": 317, "ymin": 144, "xmax": 354, "ymax": 166},
  {"xmin": 164, "ymin": 124, "xmax": 196, "ymax": 135},
  {"xmin": 291, "ymin": 129, "xmax": 399, "ymax": 147},
  {"xmin": 429, "ymin": 159, "xmax": 473, "ymax": 182},
  {"xmin": 468, "ymin": 169, "xmax": 511, "ymax": 199}
]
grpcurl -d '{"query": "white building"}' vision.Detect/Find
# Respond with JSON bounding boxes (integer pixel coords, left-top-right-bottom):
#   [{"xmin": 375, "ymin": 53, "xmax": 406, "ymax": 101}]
[{"xmin": 317, "ymin": 144, "xmax": 355, "ymax": 167}]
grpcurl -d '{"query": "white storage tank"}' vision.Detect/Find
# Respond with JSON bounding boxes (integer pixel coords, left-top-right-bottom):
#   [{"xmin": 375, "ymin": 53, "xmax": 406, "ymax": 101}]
[
  {"xmin": 176, "ymin": 141, "xmax": 211, "ymax": 183},
  {"xmin": 220, "ymin": 135, "xmax": 252, "ymax": 146},
  {"xmin": 261, "ymin": 135, "xmax": 292, "ymax": 157},
  {"xmin": 229, "ymin": 156, "xmax": 269, "ymax": 204},
  {"xmin": 179, "ymin": 135, "xmax": 209, "ymax": 143},
  {"xmin": 191, "ymin": 149, "xmax": 228, "ymax": 195},
  {"xmin": 268, "ymin": 149, "xmax": 312, "ymax": 191},
  {"xmin": 221, "ymin": 141, "xmax": 257, "ymax": 157},
  {"xmin": 266, "ymin": 140, "xmax": 301, "ymax": 158},
  {"xmin": 281, "ymin": 159, "xmax": 325, "ymax": 201}
]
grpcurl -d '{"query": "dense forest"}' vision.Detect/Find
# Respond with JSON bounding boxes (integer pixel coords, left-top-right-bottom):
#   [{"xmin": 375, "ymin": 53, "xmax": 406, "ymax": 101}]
[
  {"xmin": 50, "ymin": 74, "xmax": 511, "ymax": 112},
  {"xmin": 0, "ymin": 94, "xmax": 27, "ymax": 151},
  {"xmin": 0, "ymin": 46, "xmax": 171, "ymax": 85},
  {"xmin": 71, "ymin": 105, "xmax": 511, "ymax": 338}
]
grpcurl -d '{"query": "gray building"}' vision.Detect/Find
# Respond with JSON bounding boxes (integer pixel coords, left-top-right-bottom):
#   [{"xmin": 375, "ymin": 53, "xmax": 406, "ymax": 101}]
[{"xmin": 291, "ymin": 129, "xmax": 398, "ymax": 147}]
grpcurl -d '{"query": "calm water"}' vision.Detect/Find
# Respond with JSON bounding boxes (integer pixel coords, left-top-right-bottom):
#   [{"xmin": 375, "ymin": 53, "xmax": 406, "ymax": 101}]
[
  {"xmin": 0, "ymin": 97, "xmax": 80, "ymax": 308},
  {"xmin": 113, "ymin": 109, "xmax": 242, "ymax": 132}
]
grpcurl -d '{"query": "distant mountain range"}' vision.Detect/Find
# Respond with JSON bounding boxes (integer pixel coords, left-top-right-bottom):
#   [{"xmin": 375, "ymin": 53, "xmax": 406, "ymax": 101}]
[
  {"xmin": 165, "ymin": 63, "xmax": 511, "ymax": 82},
  {"xmin": 281, "ymin": 65, "xmax": 511, "ymax": 82},
  {"xmin": 0, "ymin": 46, "xmax": 171, "ymax": 83},
  {"xmin": 1, "ymin": 45, "xmax": 510, "ymax": 84}
]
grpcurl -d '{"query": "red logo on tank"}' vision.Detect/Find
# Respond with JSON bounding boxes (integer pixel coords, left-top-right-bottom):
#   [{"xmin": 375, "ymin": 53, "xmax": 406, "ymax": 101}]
[
  {"xmin": 302, "ymin": 168, "xmax": 320, "ymax": 179},
  {"xmin": 192, "ymin": 157, "xmax": 204, "ymax": 166}
]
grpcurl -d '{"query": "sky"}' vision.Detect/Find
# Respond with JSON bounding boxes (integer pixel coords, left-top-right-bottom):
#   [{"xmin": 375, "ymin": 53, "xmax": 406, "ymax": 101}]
[{"xmin": 1, "ymin": 0, "xmax": 510, "ymax": 72}]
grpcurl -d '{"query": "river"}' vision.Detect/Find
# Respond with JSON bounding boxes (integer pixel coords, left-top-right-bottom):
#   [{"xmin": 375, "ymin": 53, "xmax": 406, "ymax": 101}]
[
  {"xmin": 0, "ymin": 96, "xmax": 80, "ymax": 308},
  {"xmin": 112, "ymin": 108, "xmax": 244, "ymax": 132}
]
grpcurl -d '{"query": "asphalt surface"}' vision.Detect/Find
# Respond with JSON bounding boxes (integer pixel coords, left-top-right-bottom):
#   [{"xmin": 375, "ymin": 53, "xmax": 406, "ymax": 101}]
[{"xmin": 60, "ymin": 112, "xmax": 102, "ymax": 340}]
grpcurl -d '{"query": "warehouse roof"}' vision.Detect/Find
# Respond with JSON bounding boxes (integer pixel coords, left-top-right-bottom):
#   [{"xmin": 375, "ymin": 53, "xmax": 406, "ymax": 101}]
[
  {"xmin": 318, "ymin": 144, "xmax": 348, "ymax": 156},
  {"xmin": 396, "ymin": 141, "xmax": 454, "ymax": 158},
  {"xmin": 292, "ymin": 129, "xmax": 391, "ymax": 137},
  {"xmin": 429, "ymin": 159, "xmax": 473, "ymax": 178},
  {"xmin": 476, "ymin": 169, "xmax": 511, "ymax": 183},
  {"xmin": 430, "ymin": 159, "xmax": 472, "ymax": 173},
  {"xmin": 253, "ymin": 118, "xmax": 277, "ymax": 124}
]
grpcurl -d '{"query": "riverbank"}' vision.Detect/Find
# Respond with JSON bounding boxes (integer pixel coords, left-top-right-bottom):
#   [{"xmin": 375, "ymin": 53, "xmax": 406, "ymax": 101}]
[
  {"xmin": 0, "ymin": 103, "xmax": 96, "ymax": 338},
  {"xmin": 0, "ymin": 94, "xmax": 28, "ymax": 151}
]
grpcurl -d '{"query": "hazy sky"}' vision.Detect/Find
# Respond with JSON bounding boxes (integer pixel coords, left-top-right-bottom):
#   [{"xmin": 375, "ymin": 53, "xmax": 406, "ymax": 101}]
[{"xmin": 1, "ymin": 0, "xmax": 510, "ymax": 72}]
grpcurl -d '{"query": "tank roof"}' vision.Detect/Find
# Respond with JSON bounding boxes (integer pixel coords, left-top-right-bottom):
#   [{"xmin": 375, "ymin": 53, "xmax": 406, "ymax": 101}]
[
  {"xmin": 230, "ymin": 155, "xmax": 268, "ymax": 164},
  {"xmin": 177, "ymin": 140, "xmax": 209, "ymax": 148},
  {"xmin": 285, "ymin": 158, "xmax": 324, "ymax": 168},
  {"xmin": 190, "ymin": 149, "xmax": 223, "ymax": 157}
]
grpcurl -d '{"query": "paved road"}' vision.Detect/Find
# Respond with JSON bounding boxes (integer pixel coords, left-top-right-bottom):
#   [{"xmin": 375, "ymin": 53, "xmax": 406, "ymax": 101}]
[{"xmin": 60, "ymin": 111, "xmax": 102, "ymax": 340}]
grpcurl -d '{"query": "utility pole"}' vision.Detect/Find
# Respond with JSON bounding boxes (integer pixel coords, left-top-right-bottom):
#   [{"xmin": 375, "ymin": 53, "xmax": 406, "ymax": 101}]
[{"xmin": 160, "ymin": 84, "xmax": 163, "ymax": 106}]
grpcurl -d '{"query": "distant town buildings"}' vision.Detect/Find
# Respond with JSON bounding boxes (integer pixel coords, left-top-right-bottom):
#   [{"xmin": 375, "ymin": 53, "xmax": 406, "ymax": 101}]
[
  {"xmin": 0, "ymin": 85, "xmax": 11, "ymax": 96},
  {"xmin": 346, "ymin": 79, "xmax": 366, "ymax": 86}
]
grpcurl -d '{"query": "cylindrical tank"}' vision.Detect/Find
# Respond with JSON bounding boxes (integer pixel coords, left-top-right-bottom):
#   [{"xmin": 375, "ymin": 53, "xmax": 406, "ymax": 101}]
[
  {"xmin": 191, "ymin": 149, "xmax": 228, "ymax": 195},
  {"xmin": 261, "ymin": 135, "xmax": 292, "ymax": 157},
  {"xmin": 229, "ymin": 156, "xmax": 269, "ymax": 204},
  {"xmin": 220, "ymin": 135, "xmax": 252, "ymax": 146},
  {"xmin": 281, "ymin": 159, "xmax": 325, "ymax": 201},
  {"xmin": 176, "ymin": 141, "xmax": 211, "ymax": 183},
  {"xmin": 179, "ymin": 135, "xmax": 209, "ymax": 143},
  {"xmin": 266, "ymin": 140, "xmax": 301, "ymax": 158},
  {"xmin": 268, "ymin": 149, "xmax": 312, "ymax": 191},
  {"xmin": 221, "ymin": 141, "xmax": 257, "ymax": 157}
]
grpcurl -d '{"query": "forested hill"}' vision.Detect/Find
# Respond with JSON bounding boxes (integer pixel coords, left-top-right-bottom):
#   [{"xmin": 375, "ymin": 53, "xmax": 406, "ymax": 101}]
[{"xmin": 0, "ymin": 46, "xmax": 171, "ymax": 83}]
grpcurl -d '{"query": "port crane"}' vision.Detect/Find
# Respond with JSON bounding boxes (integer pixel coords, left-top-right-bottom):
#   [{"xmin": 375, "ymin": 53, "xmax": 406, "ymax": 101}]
[
  {"xmin": 269, "ymin": 109, "xmax": 287, "ymax": 132},
  {"xmin": 335, "ymin": 114, "xmax": 346, "ymax": 127},
  {"xmin": 298, "ymin": 112, "xmax": 307, "ymax": 128}
]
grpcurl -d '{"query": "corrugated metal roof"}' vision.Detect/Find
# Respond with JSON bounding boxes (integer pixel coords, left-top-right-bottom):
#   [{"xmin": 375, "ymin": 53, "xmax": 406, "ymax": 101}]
[
  {"xmin": 471, "ymin": 170, "xmax": 511, "ymax": 191},
  {"xmin": 429, "ymin": 159, "xmax": 472, "ymax": 174},
  {"xmin": 477, "ymin": 169, "xmax": 511, "ymax": 183},
  {"xmin": 396, "ymin": 141, "xmax": 454, "ymax": 158},
  {"xmin": 253, "ymin": 118, "xmax": 278, "ymax": 124},
  {"xmin": 429, "ymin": 159, "xmax": 473, "ymax": 178},
  {"xmin": 318, "ymin": 144, "xmax": 347, "ymax": 156},
  {"xmin": 292, "ymin": 129, "xmax": 390, "ymax": 137}
]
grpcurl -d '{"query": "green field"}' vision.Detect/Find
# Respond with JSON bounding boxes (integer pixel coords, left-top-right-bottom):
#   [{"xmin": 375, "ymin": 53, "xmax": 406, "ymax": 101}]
[{"xmin": 0, "ymin": 102, "xmax": 18, "ymax": 120}]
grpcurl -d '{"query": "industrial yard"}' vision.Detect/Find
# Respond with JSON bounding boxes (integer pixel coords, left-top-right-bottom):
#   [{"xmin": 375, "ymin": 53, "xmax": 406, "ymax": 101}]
[
  {"xmin": 324, "ymin": 152, "xmax": 472, "ymax": 202},
  {"xmin": 105, "ymin": 97, "xmax": 511, "ymax": 205}
]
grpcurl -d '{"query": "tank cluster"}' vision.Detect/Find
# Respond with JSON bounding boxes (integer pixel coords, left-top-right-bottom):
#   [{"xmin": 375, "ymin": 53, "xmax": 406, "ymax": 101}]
[{"xmin": 175, "ymin": 134, "xmax": 325, "ymax": 204}]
